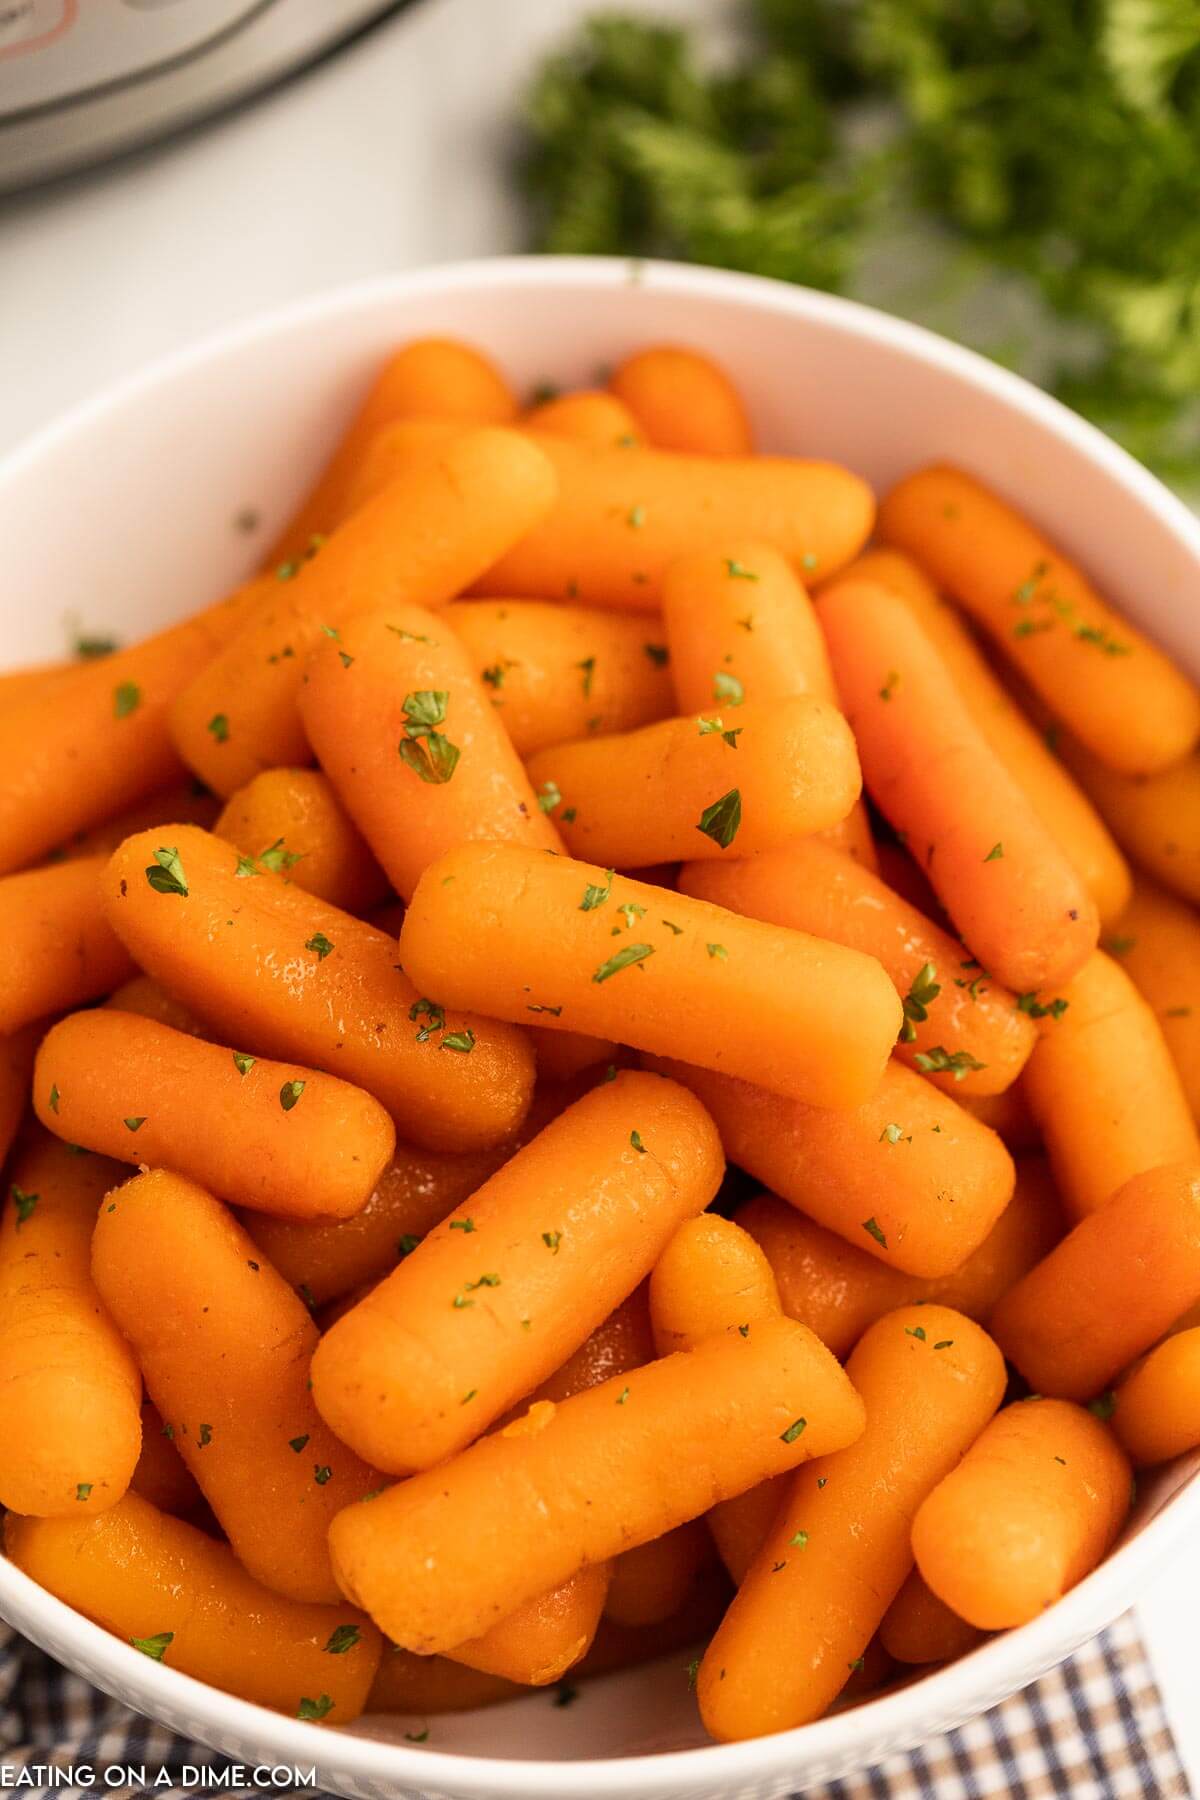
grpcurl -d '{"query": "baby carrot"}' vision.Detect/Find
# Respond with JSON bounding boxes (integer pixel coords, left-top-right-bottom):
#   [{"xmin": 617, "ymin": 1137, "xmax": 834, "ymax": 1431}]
[
  {"xmin": 662, "ymin": 544, "xmax": 875, "ymax": 870},
  {"xmin": 697, "ymin": 1306, "xmax": 1006, "ymax": 1739},
  {"xmin": 473, "ymin": 434, "xmax": 875, "ymax": 609},
  {"xmin": 102, "ymin": 826, "xmax": 534, "ymax": 1154},
  {"xmin": 366, "ymin": 1650, "xmax": 523, "ymax": 1715},
  {"xmin": 105, "ymin": 974, "xmax": 203, "ymax": 1035},
  {"xmin": 310, "ymin": 1071, "xmax": 723, "ymax": 1472},
  {"xmin": 824, "ymin": 548, "xmax": 1131, "ymax": 924},
  {"xmin": 443, "ymin": 600, "xmax": 674, "ymax": 755},
  {"xmin": 529, "ymin": 1026, "xmax": 619, "ymax": 1082},
  {"xmin": 399, "ymin": 845, "xmax": 901, "ymax": 1110},
  {"xmin": 608, "ymin": 346, "xmax": 752, "ymax": 455},
  {"xmin": 0, "ymin": 858, "xmax": 135, "ymax": 1035},
  {"xmin": 957, "ymin": 1082, "xmax": 1041, "ymax": 1151},
  {"xmin": 129, "ymin": 1400, "xmax": 202, "ymax": 1518},
  {"xmin": 738, "ymin": 1155, "xmax": 1065, "ymax": 1360},
  {"xmin": 991, "ymin": 1161, "xmax": 1200, "ymax": 1399},
  {"xmin": 680, "ymin": 839, "xmax": 1036, "ymax": 1096},
  {"xmin": 880, "ymin": 1572, "xmax": 984, "ymax": 1665},
  {"xmin": 451, "ymin": 1563, "xmax": 613, "ymax": 1685},
  {"xmin": 817, "ymin": 579, "xmax": 1099, "ymax": 992},
  {"xmin": 328, "ymin": 1313, "xmax": 865, "ymax": 1653},
  {"xmin": 878, "ymin": 465, "xmax": 1200, "ymax": 773},
  {"xmin": 171, "ymin": 427, "xmax": 558, "ymax": 797},
  {"xmin": 1021, "ymin": 951, "xmax": 1199, "ymax": 1219},
  {"xmin": 651, "ymin": 1057, "xmax": 1015, "ymax": 1280},
  {"xmin": 35, "ymin": 1010, "xmax": 395, "ymax": 1221},
  {"xmin": 299, "ymin": 605, "xmax": 562, "ymax": 902},
  {"xmin": 603, "ymin": 1525, "xmax": 709, "ymax": 1628},
  {"xmin": 92, "ymin": 1169, "xmax": 380, "ymax": 1603},
  {"xmin": 267, "ymin": 337, "xmax": 518, "ymax": 563},
  {"xmin": 912, "ymin": 1398, "xmax": 1131, "ymax": 1629},
  {"xmin": 0, "ymin": 1133, "xmax": 139, "ymax": 1517},
  {"xmin": 0, "ymin": 659, "xmax": 70, "ymax": 709},
  {"xmin": 524, "ymin": 389, "xmax": 643, "ymax": 446},
  {"xmin": 0, "ymin": 578, "xmax": 265, "ymax": 877},
  {"xmin": 1055, "ymin": 733, "xmax": 1200, "ymax": 908},
  {"xmin": 215, "ymin": 768, "xmax": 388, "ymax": 914},
  {"xmin": 1112, "ymin": 1328, "xmax": 1200, "ymax": 1466},
  {"xmin": 527, "ymin": 695, "xmax": 862, "ymax": 867},
  {"xmin": 528, "ymin": 1286, "xmax": 656, "ymax": 1405},
  {"xmin": 53, "ymin": 778, "xmax": 221, "ymax": 864},
  {"xmin": 1106, "ymin": 878, "xmax": 1200, "ymax": 1121},
  {"xmin": 0, "ymin": 1021, "xmax": 39, "ymax": 1169},
  {"xmin": 6, "ymin": 1492, "xmax": 381, "ymax": 1721}
]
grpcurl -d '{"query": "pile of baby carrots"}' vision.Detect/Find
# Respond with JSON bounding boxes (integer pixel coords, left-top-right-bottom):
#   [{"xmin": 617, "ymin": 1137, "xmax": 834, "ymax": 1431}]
[{"xmin": 1, "ymin": 334, "xmax": 1199, "ymax": 1746}]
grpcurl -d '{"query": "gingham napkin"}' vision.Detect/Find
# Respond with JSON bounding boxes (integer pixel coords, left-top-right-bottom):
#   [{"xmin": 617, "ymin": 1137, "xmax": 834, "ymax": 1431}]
[{"xmin": 0, "ymin": 1614, "xmax": 1189, "ymax": 1800}]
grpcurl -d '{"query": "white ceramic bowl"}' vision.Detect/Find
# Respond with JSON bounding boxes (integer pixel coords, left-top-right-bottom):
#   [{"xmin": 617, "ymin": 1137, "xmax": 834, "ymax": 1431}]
[{"xmin": 1, "ymin": 257, "xmax": 1198, "ymax": 1800}]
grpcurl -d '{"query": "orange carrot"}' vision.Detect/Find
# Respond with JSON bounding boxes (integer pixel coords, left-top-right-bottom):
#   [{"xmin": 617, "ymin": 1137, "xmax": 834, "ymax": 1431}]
[
  {"xmin": 366, "ymin": 1649, "xmax": 523, "ymax": 1715},
  {"xmin": 603, "ymin": 1525, "xmax": 709, "ymax": 1628},
  {"xmin": 215, "ymin": 768, "xmax": 388, "ymax": 914},
  {"xmin": 824, "ymin": 548, "xmax": 1131, "ymax": 924},
  {"xmin": 52, "ymin": 779, "xmax": 221, "ymax": 864},
  {"xmin": 399, "ymin": 845, "xmax": 902, "ymax": 1110},
  {"xmin": 129, "ymin": 1400, "xmax": 203, "ymax": 1518},
  {"xmin": 0, "ymin": 858, "xmax": 135, "ymax": 1034},
  {"xmin": 1021, "ymin": 951, "xmax": 1199, "ymax": 1219},
  {"xmin": 0, "ymin": 1021, "xmax": 39, "ymax": 1169},
  {"xmin": 524, "ymin": 389, "xmax": 643, "ymax": 447},
  {"xmin": 35, "ymin": 1010, "xmax": 395, "ymax": 1221},
  {"xmin": 328, "ymin": 1313, "xmax": 865, "ymax": 1654},
  {"xmin": 1106, "ymin": 878, "xmax": 1200, "ymax": 1121},
  {"xmin": 991, "ymin": 1161, "xmax": 1200, "ymax": 1399},
  {"xmin": 697, "ymin": 1305, "xmax": 1006, "ymax": 1739},
  {"xmin": 529, "ymin": 1027, "xmax": 619, "ymax": 1083},
  {"xmin": 680, "ymin": 839, "xmax": 1036, "ymax": 1096},
  {"xmin": 878, "ymin": 465, "xmax": 1200, "ymax": 774},
  {"xmin": 92, "ymin": 1169, "xmax": 380, "ymax": 1603},
  {"xmin": 0, "ymin": 1132, "xmax": 139, "ymax": 1516},
  {"xmin": 102, "ymin": 826, "xmax": 534, "ymax": 1154},
  {"xmin": 105, "ymin": 975, "xmax": 204, "ymax": 1036},
  {"xmin": 6, "ymin": 1492, "xmax": 381, "ymax": 1721},
  {"xmin": 739, "ymin": 1155, "xmax": 1065, "ymax": 1359},
  {"xmin": 525, "ymin": 696, "xmax": 862, "ymax": 866},
  {"xmin": 299, "ymin": 605, "xmax": 562, "ymax": 901},
  {"xmin": 310, "ymin": 1071, "xmax": 723, "ymax": 1472},
  {"xmin": 0, "ymin": 659, "xmax": 70, "ymax": 710},
  {"xmin": 650, "ymin": 1057, "xmax": 1014, "ymax": 1280},
  {"xmin": 608, "ymin": 346, "xmax": 752, "ymax": 455},
  {"xmin": 518, "ymin": 1284, "xmax": 655, "ymax": 1413},
  {"xmin": 912, "ymin": 1398, "xmax": 1130, "ymax": 1629},
  {"xmin": 472, "ymin": 434, "xmax": 874, "ymax": 609},
  {"xmin": 880, "ymin": 1572, "xmax": 984, "ymax": 1665},
  {"xmin": 267, "ymin": 338, "xmax": 518, "ymax": 564},
  {"xmin": 444, "ymin": 600, "xmax": 674, "ymax": 756},
  {"xmin": 817, "ymin": 578, "xmax": 1099, "ymax": 991},
  {"xmin": 957, "ymin": 1082, "xmax": 1041, "ymax": 1151},
  {"xmin": 171, "ymin": 428, "xmax": 558, "ymax": 797},
  {"xmin": 1053, "ymin": 733, "xmax": 1200, "ymax": 908},
  {"xmin": 451, "ymin": 1563, "xmax": 613, "ymax": 1685},
  {"xmin": 1113, "ymin": 1327, "xmax": 1200, "ymax": 1465}
]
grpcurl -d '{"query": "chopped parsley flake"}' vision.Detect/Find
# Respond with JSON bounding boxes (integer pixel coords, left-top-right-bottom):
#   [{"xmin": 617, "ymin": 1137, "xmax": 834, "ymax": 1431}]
[
  {"xmin": 630, "ymin": 1130, "xmax": 646, "ymax": 1153},
  {"xmin": 123, "ymin": 1117, "xmax": 146, "ymax": 1133},
  {"xmin": 113, "ymin": 682, "xmax": 141, "ymax": 720},
  {"xmin": 397, "ymin": 1234, "xmax": 421, "ymax": 1259},
  {"xmin": 879, "ymin": 670, "xmax": 900, "ymax": 702},
  {"xmin": 207, "ymin": 713, "xmax": 230, "ymax": 743},
  {"xmin": 131, "ymin": 1632, "xmax": 173, "ymax": 1661},
  {"xmin": 297, "ymin": 1695, "xmax": 334, "ymax": 1722},
  {"xmin": 699, "ymin": 714, "xmax": 742, "ymax": 748},
  {"xmin": 398, "ymin": 690, "xmax": 460, "ymax": 784},
  {"xmin": 232, "ymin": 1051, "xmax": 256, "ymax": 1077},
  {"xmin": 713, "ymin": 670, "xmax": 745, "ymax": 706},
  {"xmin": 1016, "ymin": 992, "xmax": 1069, "ymax": 1020},
  {"xmin": 11, "ymin": 1186, "xmax": 38, "ymax": 1225},
  {"xmin": 48, "ymin": 1084, "xmax": 60, "ymax": 1114},
  {"xmin": 305, "ymin": 933, "xmax": 334, "ymax": 960},
  {"xmin": 289, "ymin": 1435, "xmax": 310, "ymax": 1453},
  {"xmin": 324, "ymin": 1625, "xmax": 360, "ymax": 1655},
  {"xmin": 580, "ymin": 869, "xmax": 614, "ymax": 911},
  {"xmin": 862, "ymin": 1216, "xmax": 888, "ymax": 1248},
  {"xmin": 542, "ymin": 1230, "xmax": 562, "ymax": 1253},
  {"xmin": 899, "ymin": 961, "xmax": 940, "ymax": 1043},
  {"xmin": 780, "ymin": 1418, "xmax": 807, "ymax": 1444},
  {"xmin": 643, "ymin": 644, "xmax": 669, "ymax": 667},
  {"xmin": 279, "ymin": 1080, "xmax": 306, "ymax": 1112},
  {"xmin": 697, "ymin": 789, "xmax": 741, "ymax": 849},
  {"xmin": 575, "ymin": 655, "xmax": 596, "ymax": 697},
  {"xmin": 913, "ymin": 1046, "xmax": 986, "ymax": 1081},
  {"xmin": 984, "ymin": 842, "xmax": 1004, "ymax": 862},
  {"xmin": 441, "ymin": 1030, "xmax": 476, "ymax": 1053},
  {"xmin": 313, "ymin": 1465, "xmax": 332, "ymax": 1486},
  {"xmin": 537, "ymin": 779, "xmax": 563, "ymax": 813},
  {"xmin": 593, "ymin": 942, "xmax": 655, "ymax": 982},
  {"xmin": 145, "ymin": 845, "xmax": 188, "ymax": 898},
  {"xmin": 725, "ymin": 559, "xmax": 759, "ymax": 581}
]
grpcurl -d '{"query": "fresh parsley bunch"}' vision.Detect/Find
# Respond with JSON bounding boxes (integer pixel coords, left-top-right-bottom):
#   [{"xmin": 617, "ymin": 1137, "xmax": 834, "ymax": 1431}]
[{"xmin": 518, "ymin": 0, "xmax": 1200, "ymax": 479}]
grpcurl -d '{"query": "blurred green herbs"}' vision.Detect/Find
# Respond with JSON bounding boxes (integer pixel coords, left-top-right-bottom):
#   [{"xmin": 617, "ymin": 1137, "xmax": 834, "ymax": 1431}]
[{"xmin": 518, "ymin": 0, "xmax": 1200, "ymax": 478}]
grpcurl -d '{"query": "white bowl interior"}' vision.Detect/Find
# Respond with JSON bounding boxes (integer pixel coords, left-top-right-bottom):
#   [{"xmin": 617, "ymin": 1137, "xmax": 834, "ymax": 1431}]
[{"xmin": 1, "ymin": 256, "xmax": 1198, "ymax": 1800}]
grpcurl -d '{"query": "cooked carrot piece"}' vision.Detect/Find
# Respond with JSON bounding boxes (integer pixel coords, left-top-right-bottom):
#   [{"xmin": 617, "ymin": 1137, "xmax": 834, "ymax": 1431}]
[
  {"xmin": 680, "ymin": 840, "xmax": 1035, "ymax": 1096},
  {"xmin": 524, "ymin": 389, "xmax": 643, "ymax": 447},
  {"xmin": 6, "ymin": 1492, "xmax": 380, "ymax": 1721},
  {"xmin": 956, "ymin": 1081, "xmax": 1041, "ymax": 1150},
  {"xmin": 472, "ymin": 434, "xmax": 874, "ymax": 609},
  {"xmin": 649, "ymin": 1057, "xmax": 1014, "ymax": 1280},
  {"xmin": 35, "ymin": 1010, "xmax": 395, "ymax": 1221},
  {"xmin": 128, "ymin": 1399, "xmax": 202, "ymax": 1518},
  {"xmin": 878, "ymin": 464, "xmax": 1200, "ymax": 774},
  {"xmin": 991, "ymin": 1161, "xmax": 1200, "ymax": 1399},
  {"xmin": 526, "ymin": 696, "xmax": 861, "ymax": 867},
  {"xmin": 1106, "ymin": 877, "xmax": 1200, "ymax": 1122},
  {"xmin": 299, "ymin": 605, "xmax": 562, "ymax": 901},
  {"xmin": 102, "ymin": 825, "xmax": 534, "ymax": 1154},
  {"xmin": 697, "ymin": 1306, "xmax": 1005, "ymax": 1739},
  {"xmin": 1113, "ymin": 1327, "xmax": 1200, "ymax": 1466},
  {"xmin": 603, "ymin": 1524, "xmax": 709, "ymax": 1628},
  {"xmin": 817, "ymin": 579, "xmax": 1099, "ymax": 992},
  {"xmin": 444, "ymin": 600, "xmax": 674, "ymax": 756},
  {"xmin": 1021, "ymin": 952, "xmax": 1199, "ymax": 1219},
  {"xmin": 215, "ymin": 768, "xmax": 388, "ymax": 914},
  {"xmin": 399, "ymin": 844, "xmax": 902, "ymax": 1111},
  {"xmin": 104, "ymin": 975, "xmax": 204, "ymax": 1035},
  {"xmin": 310, "ymin": 1071, "xmax": 723, "ymax": 1472},
  {"xmin": 451, "ymin": 1563, "xmax": 613, "ymax": 1685},
  {"xmin": 53, "ymin": 779, "xmax": 221, "ymax": 864},
  {"xmin": 328, "ymin": 1313, "xmax": 865, "ymax": 1654},
  {"xmin": 92, "ymin": 1169, "xmax": 380, "ymax": 1603},
  {"xmin": 609, "ymin": 346, "xmax": 752, "ymax": 455},
  {"xmin": 171, "ymin": 428, "xmax": 558, "ymax": 797},
  {"xmin": 0, "ymin": 1021, "xmax": 39, "ymax": 1169},
  {"xmin": 0, "ymin": 1133, "xmax": 139, "ymax": 1517},
  {"xmin": 912, "ymin": 1398, "xmax": 1130, "ymax": 1629},
  {"xmin": 267, "ymin": 337, "xmax": 518, "ymax": 563},
  {"xmin": 1055, "ymin": 732, "xmax": 1200, "ymax": 908},
  {"xmin": 880, "ymin": 1572, "xmax": 984, "ymax": 1665},
  {"xmin": 0, "ymin": 858, "xmax": 135, "ymax": 1035},
  {"xmin": 366, "ymin": 1649, "xmax": 524, "ymax": 1715}
]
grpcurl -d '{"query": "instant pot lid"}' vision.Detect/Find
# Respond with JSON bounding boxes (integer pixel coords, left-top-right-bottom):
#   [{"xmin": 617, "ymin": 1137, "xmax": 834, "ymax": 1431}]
[{"xmin": 0, "ymin": 0, "xmax": 414, "ymax": 196}]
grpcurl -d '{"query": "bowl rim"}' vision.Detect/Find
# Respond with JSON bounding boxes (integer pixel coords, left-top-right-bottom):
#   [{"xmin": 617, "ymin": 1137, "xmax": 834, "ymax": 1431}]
[{"xmin": 2, "ymin": 252, "xmax": 1198, "ymax": 1795}]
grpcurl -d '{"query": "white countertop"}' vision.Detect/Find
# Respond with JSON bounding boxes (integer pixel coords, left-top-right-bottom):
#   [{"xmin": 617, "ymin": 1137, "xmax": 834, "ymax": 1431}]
[{"xmin": 2, "ymin": 0, "xmax": 1198, "ymax": 1777}]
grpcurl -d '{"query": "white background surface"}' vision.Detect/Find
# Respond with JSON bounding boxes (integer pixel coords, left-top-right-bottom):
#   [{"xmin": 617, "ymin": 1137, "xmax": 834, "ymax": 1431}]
[{"xmin": 2, "ymin": 0, "xmax": 1198, "ymax": 1781}]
